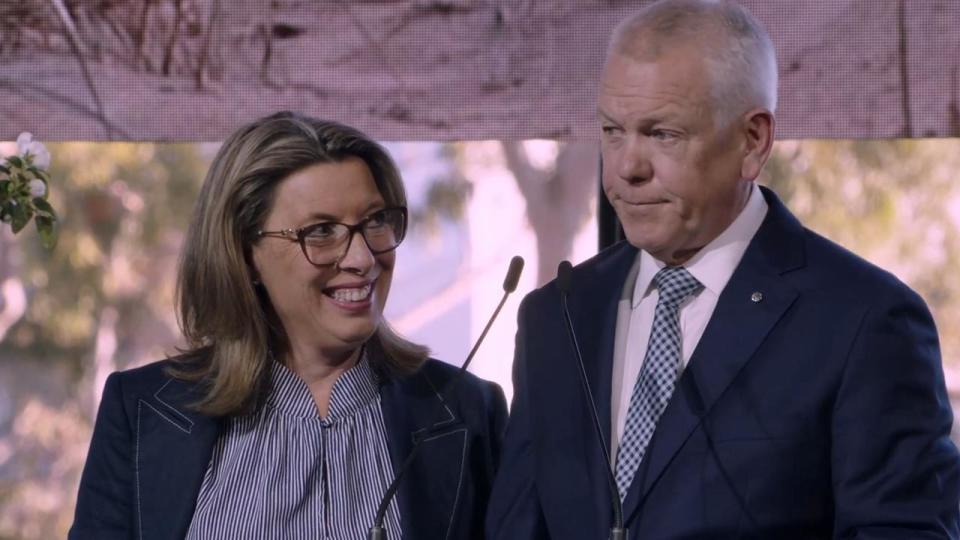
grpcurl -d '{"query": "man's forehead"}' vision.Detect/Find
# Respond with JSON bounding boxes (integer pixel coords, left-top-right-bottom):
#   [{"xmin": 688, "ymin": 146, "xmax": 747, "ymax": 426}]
[
  {"xmin": 598, "ymin": 53, "xmax": 715, "ymax": 121},
  {"xmin": 601, "ymin": 52, "xmax": 710, "ymax": 93}
]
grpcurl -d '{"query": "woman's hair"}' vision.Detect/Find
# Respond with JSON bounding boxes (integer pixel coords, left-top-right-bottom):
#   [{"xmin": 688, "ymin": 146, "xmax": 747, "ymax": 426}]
[{"xmin": 171, "ymin": 111, "xmax": 428, "ymax": 416}]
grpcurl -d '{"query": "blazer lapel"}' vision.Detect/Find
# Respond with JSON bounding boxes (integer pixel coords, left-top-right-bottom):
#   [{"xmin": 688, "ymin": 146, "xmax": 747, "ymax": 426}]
[
  {"xmin": 622, "ymin": 187, "xmax": 806, "ymax": 525},
  {"xmin": 379, "ymin": 367, "xmax": 467, "ymax": 540},
  {"xmin": 136, "ymin": 377, "xmax": 219, "ymax": 540}
]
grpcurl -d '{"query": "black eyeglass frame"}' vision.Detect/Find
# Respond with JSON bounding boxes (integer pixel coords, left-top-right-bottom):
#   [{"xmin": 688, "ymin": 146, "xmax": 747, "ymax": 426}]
[{"xmin": 256, "ymin": 206, "xmax": 408, "ymax": 266}]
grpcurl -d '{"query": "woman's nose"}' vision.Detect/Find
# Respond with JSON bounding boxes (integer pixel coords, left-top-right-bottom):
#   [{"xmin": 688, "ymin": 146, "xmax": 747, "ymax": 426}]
[{"xmin": 336, "ymin": 230, "xmax": 375, "ymax": 273}]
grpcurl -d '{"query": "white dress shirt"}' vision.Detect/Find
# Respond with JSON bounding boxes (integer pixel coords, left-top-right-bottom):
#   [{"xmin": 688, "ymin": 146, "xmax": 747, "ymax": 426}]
[{"xmin": 610, "ymin": 183, "xmax": 769, "ymax": 458}]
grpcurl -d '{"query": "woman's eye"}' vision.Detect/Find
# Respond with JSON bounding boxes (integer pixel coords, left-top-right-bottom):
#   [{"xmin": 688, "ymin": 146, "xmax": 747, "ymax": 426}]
[
  {"xmin": 306, "ymin": 223, "xmax": 338, "ymax": 239},
  {"xmin": 366, "ymin": 211, "xmax": 387, "ymax": 228}
]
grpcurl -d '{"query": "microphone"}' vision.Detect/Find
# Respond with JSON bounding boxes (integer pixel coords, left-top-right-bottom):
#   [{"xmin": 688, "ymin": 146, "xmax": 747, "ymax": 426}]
[
  {"xmin": 556, "ymin": 261, "xmax": 627, "ymax": 540},
  {"xmin": 368, "ymin": 256, "xmax": 525, "ymax": 540},
  {"xmin": 681, "ymin": 368, "xmax": 759, "ymax": 530}
]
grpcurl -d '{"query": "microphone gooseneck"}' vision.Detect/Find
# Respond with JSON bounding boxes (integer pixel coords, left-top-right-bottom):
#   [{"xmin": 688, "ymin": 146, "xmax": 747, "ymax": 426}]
[
  {"xmin": 368, "ymin": 256, "xmax": 525, "ymax": 540},
  {"xmin": 681, "ymin": 369, "xmax": 759, "ymax": 530},
  {"xmin": 556, "ymin": 261, "xmax": 626, "ymax": 540}
]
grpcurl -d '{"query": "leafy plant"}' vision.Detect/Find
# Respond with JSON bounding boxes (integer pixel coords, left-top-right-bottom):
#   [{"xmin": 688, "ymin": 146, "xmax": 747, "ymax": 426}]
[{"xmin": 0, "ymin": 133, "xmax": 58, "ymax": 248}]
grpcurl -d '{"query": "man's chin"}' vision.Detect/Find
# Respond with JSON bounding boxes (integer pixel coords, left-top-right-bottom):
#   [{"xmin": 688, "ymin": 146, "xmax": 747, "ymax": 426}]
[
  {"xmin": 621, "ymin": 229, "xmax": 667, "ymax": 253},
  {"xmin": 621, "ymin": 234, "xmax": 698, "ymax": 265}
]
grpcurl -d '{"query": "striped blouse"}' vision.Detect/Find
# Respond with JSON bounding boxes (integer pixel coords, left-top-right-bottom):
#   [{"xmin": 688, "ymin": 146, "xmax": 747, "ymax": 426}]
[{"xmin": 185, "ymin": 355, "xmax": 402, "ymax": 540}]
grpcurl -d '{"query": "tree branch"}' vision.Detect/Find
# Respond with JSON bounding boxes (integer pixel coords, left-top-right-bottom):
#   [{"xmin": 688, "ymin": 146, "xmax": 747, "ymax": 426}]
[{"xmin": 47, "ymin": 0, "xmax": 113, "ymax": 139}]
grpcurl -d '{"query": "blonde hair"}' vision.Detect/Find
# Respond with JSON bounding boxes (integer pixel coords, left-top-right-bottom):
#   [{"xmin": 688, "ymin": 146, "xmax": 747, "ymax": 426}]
[{"xmin": 171, "ymin": 112, "xmax": 428, "ymax": 416}]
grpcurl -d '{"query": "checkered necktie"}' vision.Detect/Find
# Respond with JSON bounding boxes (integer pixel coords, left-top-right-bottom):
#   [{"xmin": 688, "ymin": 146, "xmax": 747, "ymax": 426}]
[{"xmin": 615, "ymin": 266, "xmax": 703, "ymax": 499}]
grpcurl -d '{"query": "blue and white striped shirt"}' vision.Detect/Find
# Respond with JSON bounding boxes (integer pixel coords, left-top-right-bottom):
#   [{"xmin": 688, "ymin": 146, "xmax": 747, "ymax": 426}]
[{"xmin": 185, "ymin": 356, "xmax": 402, "ymax": 540}]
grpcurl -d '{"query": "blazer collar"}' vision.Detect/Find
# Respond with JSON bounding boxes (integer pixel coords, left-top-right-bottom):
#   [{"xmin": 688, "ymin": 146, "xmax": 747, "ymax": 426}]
[
  {"xmin": 622, "ymin": 186, "xmax": 806, "ymax": 526},
  {"xmin": 136, "ymin": 374, "xmax": 220, "ymax": 540},
  {"xmin": 378, "ymin": 360, "xmax": 470, "ymax": 540}
]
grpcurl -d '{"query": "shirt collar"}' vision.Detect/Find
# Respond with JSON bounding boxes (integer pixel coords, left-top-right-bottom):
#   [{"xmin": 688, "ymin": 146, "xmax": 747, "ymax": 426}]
[
  {"xmin": 632, "ymin": 182, "xmax": 768, "ymax": 307},
  {"xmin": 267, "ymin": 352, "xmax": 380, "ymax": 422}
]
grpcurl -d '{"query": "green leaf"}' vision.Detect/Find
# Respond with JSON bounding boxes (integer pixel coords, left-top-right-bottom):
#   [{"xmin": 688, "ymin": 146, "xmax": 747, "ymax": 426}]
[
  {"xmin": 25, "ymin": 166, "xmax": 51, "ymax": 183},
  {"xmin": 33, "ymin": 197, "xmax": 56, "ymax": 218},
  {"xmin": 0, "ymin": 179, "xmax": 10, "ymax": 195},
  {"xmin": 10, "ymin": 201, "xmax": 32, "ymax": 233},
  {"xmin": 1, "ymin": 198, "xmax": 18, "ymax": 222},
  {"xmin": 35, "ymin": 215, "xmax": 58, "ymax": 249},
  {"xmin": 6, "ymin": 155, "xmax": 23, "ymax": 168},
  {"xmin": 0, "ymin": 163, "xmax": 9, "ymax": 175}
]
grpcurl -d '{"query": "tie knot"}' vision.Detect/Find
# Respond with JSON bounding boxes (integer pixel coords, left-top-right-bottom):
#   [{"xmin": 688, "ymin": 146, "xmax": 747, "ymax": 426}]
[{"xmin": 653, "ymin": 266, "xmax": 702, "ymax": 307}]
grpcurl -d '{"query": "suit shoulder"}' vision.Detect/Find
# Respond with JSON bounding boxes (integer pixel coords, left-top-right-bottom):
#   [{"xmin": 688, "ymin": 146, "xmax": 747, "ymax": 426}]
[
  {"xmin": 410, "ymin": 359, "xmax": 504, "ymax": 416},
  {"xmin": 417, "ymin": 358, "xmax": 501, "ymax": 397},
  {"xmin": 523, "ymin": 241, "xmax": 636, "ymax": 306},
  {"xmin": 105, "ymin": 358, "xmax": 184, "ymax": 401},
  {"xmin": 800, "ymin": 227, "xmax": 925, "ymax": 306}
]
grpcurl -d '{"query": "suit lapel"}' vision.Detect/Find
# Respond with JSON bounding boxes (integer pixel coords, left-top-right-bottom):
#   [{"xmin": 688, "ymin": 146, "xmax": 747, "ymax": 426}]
[
  {"xmin": 136, "ymin": 377, "xmax": 220, "ymax": 540},
  {"xmin": 622, "ymin": 188, "xmax": 806, "ymax": 525},
  {"xmin": 379, "ymin": 365, "xmax": 467, "ymax": 540}
]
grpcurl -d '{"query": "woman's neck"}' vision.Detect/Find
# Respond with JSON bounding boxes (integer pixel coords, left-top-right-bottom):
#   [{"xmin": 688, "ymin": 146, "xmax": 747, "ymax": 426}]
[{"xmin": 282, "ymin": 344, "xmax": 362, "ymax": 418}]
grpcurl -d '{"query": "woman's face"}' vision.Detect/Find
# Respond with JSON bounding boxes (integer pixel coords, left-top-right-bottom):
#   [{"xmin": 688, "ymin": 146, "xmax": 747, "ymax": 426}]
[{"xmin": 251, "ymin": 157, "xmax": 395, "ymax": 359}]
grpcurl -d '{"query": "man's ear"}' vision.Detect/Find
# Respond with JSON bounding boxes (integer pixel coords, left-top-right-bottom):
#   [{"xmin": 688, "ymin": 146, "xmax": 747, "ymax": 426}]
[{"xmin": 740, "ymin": 108, "xmax": 776, "ymax": 181}]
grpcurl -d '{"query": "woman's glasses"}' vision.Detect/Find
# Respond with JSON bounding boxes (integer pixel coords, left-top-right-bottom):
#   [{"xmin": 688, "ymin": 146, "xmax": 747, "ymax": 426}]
[{"xmin": 257, "ymin": 207, "xmax": 407, "ymax": 266}]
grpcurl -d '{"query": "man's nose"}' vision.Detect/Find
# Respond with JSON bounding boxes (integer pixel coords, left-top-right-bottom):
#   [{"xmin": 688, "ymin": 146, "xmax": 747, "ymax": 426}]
[
  {"xmin": 336, "ymin": 230, "xmax": 375, "ymax": 273},
  {"xmin": 616, "ymin": 138, "xmax": 653, "ymax": 184}
]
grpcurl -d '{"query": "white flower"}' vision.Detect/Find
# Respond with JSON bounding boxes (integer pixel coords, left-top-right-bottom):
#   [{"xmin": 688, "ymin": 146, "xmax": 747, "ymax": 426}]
[
  {"xmin": 15, "ymin": 132, "xmax": 51, "ymax": 169},
  {"xmin": 28, "ymin": 179, "xmax": 46, "ymax": 197},
  {"xmin": 27, "ymin": 141, "xmax": 51, "ymax": 169},
  {"xmin": 16, "ymin": 132, "xmax": 33, "ymax": 154}
]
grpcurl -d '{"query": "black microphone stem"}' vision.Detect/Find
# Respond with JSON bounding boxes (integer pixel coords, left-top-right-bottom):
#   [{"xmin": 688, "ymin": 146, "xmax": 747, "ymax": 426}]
[
  {"xmin": 369, "ymin": 289, "xmax": 510, "ymax": 536},
  {"xmin": 461, "ymin": 290, "xmax": 510, "ymax": 376},
  {"xmin": 368, "ymin": 443, "xmax": 421, "ymax": 540},
  {"xmin": 683, "ymin": 371, "xmax": 759, "ymax": 530},
  {"xmin": 368, "ymin": 256, "xmax": 524, "ymax": 540},
  {"xmin": 560, "ymin": 292, "xmax": 626, "ymax": 539}
]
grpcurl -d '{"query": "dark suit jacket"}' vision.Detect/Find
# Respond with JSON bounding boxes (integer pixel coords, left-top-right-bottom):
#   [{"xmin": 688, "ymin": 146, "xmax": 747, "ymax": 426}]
[
  {"xmin": 486, "ymin": 187, "xmax": 960, "ymax": 539},
  {"xmin": 70, "ymin": 356, "xmax": 507, "ymax": 539}
]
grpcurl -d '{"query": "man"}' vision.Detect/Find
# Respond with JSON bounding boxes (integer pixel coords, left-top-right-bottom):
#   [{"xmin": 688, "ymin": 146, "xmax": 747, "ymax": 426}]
[{"xmin": 486, "ymin": 0, "xmax": 960, "ymax": 538}]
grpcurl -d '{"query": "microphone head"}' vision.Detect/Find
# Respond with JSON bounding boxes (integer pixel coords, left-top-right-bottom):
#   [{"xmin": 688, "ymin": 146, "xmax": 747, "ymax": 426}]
[
  {"xmin": 503, "ymin": 256, "xmax": 525, "ymax": 293},
  {"xmin": 556, "ymin": 260, "xmax": 573, "ymax": 294}
]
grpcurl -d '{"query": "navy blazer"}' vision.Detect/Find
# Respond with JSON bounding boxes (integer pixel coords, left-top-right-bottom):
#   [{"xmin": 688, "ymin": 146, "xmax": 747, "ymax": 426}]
[
  {"xmin": 487, "ymin": 187, "xmax": 960, "ymax": 539},
  {"xmin": 70, "ymin": 356, "xmax": 507, "ymax": 539}
]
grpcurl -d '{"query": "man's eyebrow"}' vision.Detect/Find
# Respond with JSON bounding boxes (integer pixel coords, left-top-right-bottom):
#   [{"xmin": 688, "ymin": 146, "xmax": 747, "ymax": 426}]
[{"xmin": 598, "ymin": 109, "xmax": 618, "ymax": 123}]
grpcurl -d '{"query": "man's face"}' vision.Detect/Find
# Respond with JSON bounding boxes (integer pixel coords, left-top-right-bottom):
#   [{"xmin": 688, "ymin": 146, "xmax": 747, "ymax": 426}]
[{"xmin": 598, "ymin": 46, "xmax": 753, "ymax": 264}]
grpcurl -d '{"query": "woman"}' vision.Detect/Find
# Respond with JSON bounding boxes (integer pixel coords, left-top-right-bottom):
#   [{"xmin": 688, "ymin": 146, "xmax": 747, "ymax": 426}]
[{"xmin": 69, "ymin": 112, "xmax": 507, "ymax": 539}]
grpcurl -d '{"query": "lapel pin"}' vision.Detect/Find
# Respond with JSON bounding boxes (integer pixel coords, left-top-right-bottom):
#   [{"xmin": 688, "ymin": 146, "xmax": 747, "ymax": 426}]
[{"xmin": 750, "ymin": 291, "xmax": 764, "ymax": 303}]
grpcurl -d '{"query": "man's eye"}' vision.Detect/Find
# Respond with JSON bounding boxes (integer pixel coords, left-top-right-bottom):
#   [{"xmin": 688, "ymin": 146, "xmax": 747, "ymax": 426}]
[
  {"xmin": 601, "ymin": 125, "xmax": 621, "ymax": 135},
  {"xmin": 650, "ymin": 130, "xmax": 677, "ymax": 141}
]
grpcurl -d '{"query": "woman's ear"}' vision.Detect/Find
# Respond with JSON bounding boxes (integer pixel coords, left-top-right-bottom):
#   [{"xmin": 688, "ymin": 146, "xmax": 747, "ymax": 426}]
[
  {"xmin": 245, "ymin": 245, "xmax": 262, "ymax": 286},
  {"xmin": 740, "ymin": 108, "xmax": 776, "ymax": 181}
]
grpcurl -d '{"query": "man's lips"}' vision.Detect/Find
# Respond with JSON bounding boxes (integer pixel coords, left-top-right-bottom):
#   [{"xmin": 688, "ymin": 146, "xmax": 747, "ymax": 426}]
[{"xmin": 618, "ymin": 198, "xmax": 668, "ymax": 206}]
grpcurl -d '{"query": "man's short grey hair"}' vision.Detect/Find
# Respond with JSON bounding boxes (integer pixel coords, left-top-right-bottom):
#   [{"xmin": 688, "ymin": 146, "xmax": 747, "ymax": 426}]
[{"xmin": 609, "ymin": 0, "xmax": 778, "ymax": 125}]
